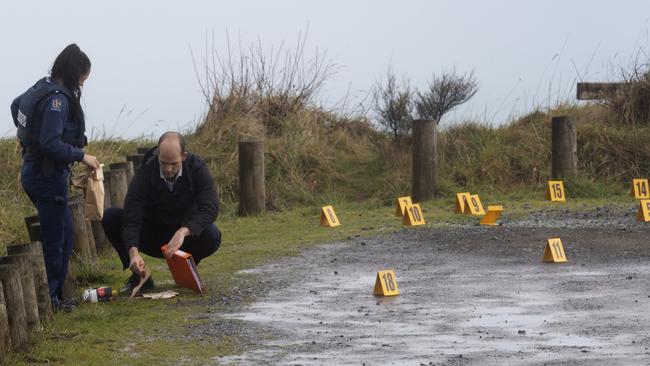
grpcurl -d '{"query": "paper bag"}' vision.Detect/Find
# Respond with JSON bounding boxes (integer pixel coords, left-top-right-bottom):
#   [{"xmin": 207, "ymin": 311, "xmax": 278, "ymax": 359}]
[{"xmin": 72, "ymin": 165, "xmax": 105, "ymax": 220}]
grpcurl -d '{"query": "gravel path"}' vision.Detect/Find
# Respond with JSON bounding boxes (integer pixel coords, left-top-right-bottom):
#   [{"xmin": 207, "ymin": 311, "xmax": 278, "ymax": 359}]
[{"xmin": 209, "ymin": 205, "xmax": 650, "ymax": 365}]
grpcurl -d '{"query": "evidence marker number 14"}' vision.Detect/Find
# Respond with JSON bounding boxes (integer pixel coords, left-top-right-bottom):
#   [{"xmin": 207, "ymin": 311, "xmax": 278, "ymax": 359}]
[{"xmin": 631, "ymin": 179, "xmax": 650, "ymax": 199}]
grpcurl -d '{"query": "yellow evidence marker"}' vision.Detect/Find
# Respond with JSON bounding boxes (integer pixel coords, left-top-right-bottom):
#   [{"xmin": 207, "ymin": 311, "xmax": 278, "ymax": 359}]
[
  {"xmin": 403, "ymin": 203, "xmax": 426, "ymax": 226},
  {"xmin": 395, "ymin": 196, "xmax": 413, "ymax": 217},
  {"xmin": 546, "ymin": 180, "xmax": 566, "ymax": 202},
  {"xmin": 373, "ymin": 269, "xmax": 400, "ymax": 296},
  {"xmin": 320, "ymin": 205, "xmax": 340, "ymax": 227},
  {"xmin": 637, "ymin": 200, "xmax": 650, "ymax": 222},
  {"xmin": 480, "ymin": 205, "xmax": 504, "ymax": 226},
  {"xmin": 455, "ymin": 192, "xmax": 471, "ymax": 214},
  {"xmin": 543, "ymin": 238, "xmax": 567, "ymax": 263},
  {"xmin": 631, "ymin": 179, "xmax": 650, "ymax": 199},
  {"xmin": 466, "ymin": 194, "xmax": 486, "ymax": 216}
]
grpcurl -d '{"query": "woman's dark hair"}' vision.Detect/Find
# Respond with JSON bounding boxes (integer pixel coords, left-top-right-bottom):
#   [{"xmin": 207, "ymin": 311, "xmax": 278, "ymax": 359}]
[{"xmin": 50, "ymin": 44, "xmax": 91, "ymax": 119}]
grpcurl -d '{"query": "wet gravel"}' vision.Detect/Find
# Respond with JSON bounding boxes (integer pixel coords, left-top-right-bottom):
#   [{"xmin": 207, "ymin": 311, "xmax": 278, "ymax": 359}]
[
  {"xmin": 202, "ymin": 204, "xmax": 650, "ymax": 365},
  {"xmin": 506, "ymin": 204, "xmax": 639, "ymax": 230}
]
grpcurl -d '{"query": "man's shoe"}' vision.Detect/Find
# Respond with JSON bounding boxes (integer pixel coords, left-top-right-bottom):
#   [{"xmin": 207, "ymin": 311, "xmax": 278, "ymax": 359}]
[
  {"xmin": 119, "ymin": 272, "xmax": 154, "ymax": 295},
  {"xmin": 51, "ymin": 297, "xmax": 75, "ymax": 313},
  {"xmin": 62, "ymin": 298, "xmax": 79, "ymax": 306}
]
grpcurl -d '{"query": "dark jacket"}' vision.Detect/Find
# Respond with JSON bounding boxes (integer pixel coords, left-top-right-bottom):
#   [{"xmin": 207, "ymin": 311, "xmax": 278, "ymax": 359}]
[{"xmin": 121, "ymin": 148, "xmax": 219, "ymax": 250}]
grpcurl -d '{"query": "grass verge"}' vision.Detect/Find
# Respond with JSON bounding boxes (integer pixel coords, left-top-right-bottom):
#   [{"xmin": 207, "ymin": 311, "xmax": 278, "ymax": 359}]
[{"xmin": 5, "ymin": 190, "xmax": 639, "ymax": 365}]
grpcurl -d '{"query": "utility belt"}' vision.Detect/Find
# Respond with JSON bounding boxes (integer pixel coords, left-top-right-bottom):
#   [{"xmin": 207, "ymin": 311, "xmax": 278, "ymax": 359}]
[{"xmin": 24, "ymin": 145, "xmax": 72, "ymax": 177}]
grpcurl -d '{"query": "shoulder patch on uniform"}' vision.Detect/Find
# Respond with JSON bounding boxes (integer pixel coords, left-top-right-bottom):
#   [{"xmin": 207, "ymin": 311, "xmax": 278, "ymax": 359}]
[{"xmin": 50, "ymin": 97, "xmax": 63, "ymax": 112}]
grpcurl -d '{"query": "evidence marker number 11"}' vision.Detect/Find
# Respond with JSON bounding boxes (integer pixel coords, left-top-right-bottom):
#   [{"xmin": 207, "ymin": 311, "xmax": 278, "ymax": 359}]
[{"xmin": 543, "ymin": 238, "xmax": 567, "ymax": 263}]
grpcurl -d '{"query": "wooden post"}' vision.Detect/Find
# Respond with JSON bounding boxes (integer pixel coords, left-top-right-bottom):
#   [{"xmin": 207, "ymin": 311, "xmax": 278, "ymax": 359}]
[
  {"xmin": 68, "ymin": 193, "xmax": 94, "ymax": 261},
  {"xmin": 7, "ymin": 243, "xmax": 52, "ymax": 324},
  {"xmin": 0, "ymin": 264, "xmax": 29, "ymax": 351},
  {"xmin": 104, "ymin": 168, "xmax": 128, "ymax": 209},
  {"xmin": 62, "ymin": 266, "xmax": 76, "ymax": 301},
  {"xmin": 90, "ymin": 220, "xmax": 111, "ymax": 253},
  {"xmin": 27, "ymin": 222, "xmax": 41, "ymax": 243},
  {"xmin": 103, "ymin": 175, "xmax": 113, "ymax": 210},
  {"xmin": 551, "ymin": 116, "xmax": 578, "ymax": 179},
  {"xmin": 126, "ymin": 154, "xmax": 145, "ymax": 170},
  {"xmin": 238, "ymin": 141, "xmax": 266, "ymax": 216},
  {"xmin": 137, "ymin": 147, "xmax": 153, "ymax": 154},
  {"xmin": 412, "ymin": 119, "xmax": 438, "ymax": 202},
  {"xmin": 0, "ymin": 255, "xmax": 40, "ymax": 332},
  {"xmin": 85, "ymin": 219, "xmax": 98, "ymax": 260},
  {"xmin": 0, "ymin": 282, "xmax": 10, "ymax": 362},
  {"xmin": 23, "ymin": 215, "xmax": 78, "ymax": 300},
  {"xmin": 110, "ymin": 161, "xmax": 134, "ymax": 185},
  {"xmin": 24, "ymin": 214, "xmax": 41, "ymax": 242}
]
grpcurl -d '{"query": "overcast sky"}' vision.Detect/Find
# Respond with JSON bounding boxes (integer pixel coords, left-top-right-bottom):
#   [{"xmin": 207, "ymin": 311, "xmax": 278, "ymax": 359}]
[{"xmin": 2, "ymin": 1, "xmax": 650, "ymax": 139}]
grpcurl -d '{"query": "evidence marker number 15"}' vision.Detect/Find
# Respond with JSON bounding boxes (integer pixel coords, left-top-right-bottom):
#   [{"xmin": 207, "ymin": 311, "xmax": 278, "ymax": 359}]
[{"xmin": 546, "ymin": 181, "xmax": 566, "ymax": 202}]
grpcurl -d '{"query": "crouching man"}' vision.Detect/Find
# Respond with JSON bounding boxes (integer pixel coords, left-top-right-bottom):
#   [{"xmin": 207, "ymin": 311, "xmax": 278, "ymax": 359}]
[{"xmin": 102, "ymin": 131, "xmax": 221, "ymax": 293}]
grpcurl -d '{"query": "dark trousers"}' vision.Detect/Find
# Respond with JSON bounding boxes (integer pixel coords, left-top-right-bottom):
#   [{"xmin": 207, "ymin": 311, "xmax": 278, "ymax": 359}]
[
  {"xmin": 101, "ymin": 207, "xmax": 221, "ymax": 271},
  {"xmin": 21, "ymin": 164, "xmax": 73, "ymax": 303}
]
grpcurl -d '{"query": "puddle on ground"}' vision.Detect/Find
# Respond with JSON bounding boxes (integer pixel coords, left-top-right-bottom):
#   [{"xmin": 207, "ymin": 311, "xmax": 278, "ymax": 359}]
[{"xmin": 215, "ymin": 230, "xmax": 650, "ymax": 365}]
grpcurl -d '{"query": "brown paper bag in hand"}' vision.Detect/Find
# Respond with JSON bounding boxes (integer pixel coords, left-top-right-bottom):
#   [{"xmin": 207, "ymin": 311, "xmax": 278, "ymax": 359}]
[
  {"xmin": 72, "ymin": 165, "xmax": 105, "ymax": 220},
  {"xmin": 85, "ymin": 165, "xmax": 105, "ymax": 220}
]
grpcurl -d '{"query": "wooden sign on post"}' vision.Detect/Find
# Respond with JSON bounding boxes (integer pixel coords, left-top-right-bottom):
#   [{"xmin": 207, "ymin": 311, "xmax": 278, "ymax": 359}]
[
  {"xmin": 631, "ymin": 179, "xmax": 650, "ymax": 199},
  {"xmin": 403, "ymin": 204, "xmax": 426, "ymax": 226},
  {"xmin": 637, "ymin": 200, "xmax": 650, "ymax": 222},
  {"xmin": 395, "ymin": 196, "xmax": 413, "ymax": 217},
  {"xmin": 455, "ymin": 192, "xmax": 471, "ymax": 214},
  {"xmin": 546, "ymin": 180, "xmax": 566, "ymax": 202},
  {"xmin": 480, "ymin": 205, "xmax": 504, "ymax": 226},
  {"xmin": 543, "ymin": 238, "xmax": 567, "ymax": 263},
  {"xmin": 373, "ymin": 270, "xmax": 400, "ymax": 296},
  {"xmin": 320, "ymin": 205, "xmax": 341, "ymax": 227},
  {"xmin": 467, "ymin": 194, "xmax": 486, "ymax": 216}
]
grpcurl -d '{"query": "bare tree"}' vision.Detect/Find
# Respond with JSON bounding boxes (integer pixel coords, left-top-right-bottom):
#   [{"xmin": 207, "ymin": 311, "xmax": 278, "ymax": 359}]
[
  {"xmin": 415, "ymin": 69, "xmax": 479, "ymax": 123},
  {"xmin": 373, "ymin": 68, "xmax": 414, "ymax": 145},
  {"xmin": 601, "ymin": 52, "xmax": 650, "ymax": 125},
  {"xmin": 190, "ymin": 29, "xmax": 336, "ymax": 135}
]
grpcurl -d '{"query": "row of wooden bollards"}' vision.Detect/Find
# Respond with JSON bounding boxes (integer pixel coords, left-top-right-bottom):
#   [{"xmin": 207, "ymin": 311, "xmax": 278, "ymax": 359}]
[
  {"xmin": 215, "ymin": 119, "xmax": 577, "ymax": 209},
  {"xmin": 23, "ymin": 162, "xmax": 134, "ymax": 265},
  {"xmin": 21, "ymin": 148, "xmax": 147, "ymax": 271},
  {"xmin": 0, "ymin": 143, "xmax": 268, "ymax": 362},
  {"xmin": 0, "ymin": 151, "xmax": 148, "ymax": 363},
  {"xmin": 0, "ymin": 242, "xmax": 52, "ymax": 359},
  {"xmin": 411, "ymin": 115, "xmax": 578, "ymax": 202}
]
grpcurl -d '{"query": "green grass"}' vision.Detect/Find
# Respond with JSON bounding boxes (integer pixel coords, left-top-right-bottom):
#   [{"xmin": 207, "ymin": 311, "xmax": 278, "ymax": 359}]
[{"xmin": 5, "ymin": 190, "xmax": 639, "ymax": 365}]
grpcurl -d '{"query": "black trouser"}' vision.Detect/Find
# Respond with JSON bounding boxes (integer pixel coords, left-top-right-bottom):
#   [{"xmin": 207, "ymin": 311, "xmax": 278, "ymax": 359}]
[
  {"xmin": 101, "ymin": 207, "xmax": 221, "ymax": 270},
  {"xmin": 21, "ymin": 164, "xmax": 73, "ymax": 303}
]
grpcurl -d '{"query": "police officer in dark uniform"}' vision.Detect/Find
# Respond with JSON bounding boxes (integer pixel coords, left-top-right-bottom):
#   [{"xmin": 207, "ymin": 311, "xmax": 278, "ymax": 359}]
[{"xmin": 11, "ymin": 44, "xmax": 100, "ymax": 311}]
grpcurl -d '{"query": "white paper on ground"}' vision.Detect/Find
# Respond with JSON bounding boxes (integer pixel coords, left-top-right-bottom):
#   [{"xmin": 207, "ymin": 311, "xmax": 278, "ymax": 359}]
[{"xmin": 141, "ymin": 290, "xmax": 179, "ymax": 300}]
